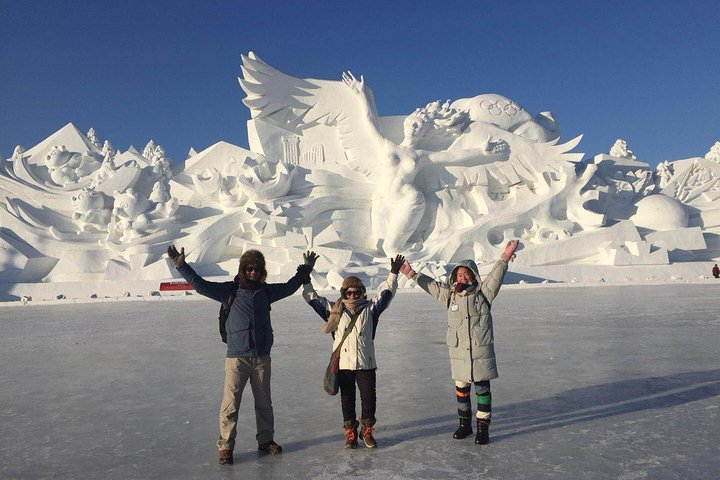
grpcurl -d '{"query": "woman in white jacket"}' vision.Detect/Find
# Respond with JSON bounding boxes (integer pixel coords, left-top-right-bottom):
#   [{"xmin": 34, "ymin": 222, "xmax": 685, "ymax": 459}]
[{"xmin": 302, "ymin": 254, "xmax": 403, "ymax": 449}]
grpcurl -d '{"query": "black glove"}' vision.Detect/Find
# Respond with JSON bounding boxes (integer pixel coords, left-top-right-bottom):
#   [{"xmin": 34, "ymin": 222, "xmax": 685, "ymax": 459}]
[
  {"xmin": 167, "ymin": 245, "xmax": 186, "ymax": 268},
  {"xmin": 390, "ymin": 254, "xmax": 405, "ymax": 274},
  {"xmin": 296, "ymin": 264, "xmax": 312, "ymax": 283},
  {"xmin": 303, "ymin": 250, "xmax": 319, "ymax": 269}
]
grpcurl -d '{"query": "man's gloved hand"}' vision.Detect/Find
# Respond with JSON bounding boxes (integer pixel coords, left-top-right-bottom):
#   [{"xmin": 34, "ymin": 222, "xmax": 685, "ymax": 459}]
[
  {"xmin": 167, "ymin": 245, "xmax": 186, "ymax": 268},
  {"xmin": 296, "ymin": 264, "xmax": 313, "ymax": 283},
  {"xmin": 501, "ymin": 239, "xmax": 519, "ymax": 262},
  {"xmin": 399, "ymin": 260, "xmax": 415, "ymax": 278},
  {"xmin": 390, "ymin": 254, "xmax": 405, "ymax": 274},
  {"xmin": 303, "ymin": 250, "xmax": 319, "ymax": 269}
]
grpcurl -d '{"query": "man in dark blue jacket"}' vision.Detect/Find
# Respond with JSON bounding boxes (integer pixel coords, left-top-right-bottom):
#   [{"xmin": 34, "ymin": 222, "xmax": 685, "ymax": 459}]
[{"xmin": 167, "ymin": 245, "xmax": 316, "ymax": 465}]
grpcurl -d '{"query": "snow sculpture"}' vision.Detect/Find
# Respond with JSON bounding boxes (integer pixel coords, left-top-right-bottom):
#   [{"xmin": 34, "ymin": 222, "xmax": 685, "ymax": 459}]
[
  {"xmin": 45, "ymin": 145, "xmax": 101, "ymax": 186},
  {"xmin": 0, "ymin": 52, "xmax": 717, "ymax": 296},
  {"xmin": 101, "ymin": 140, "xmax": 115, "ymax": 157},
  {"xmin": 705, "ymin": 141, "xmax": 720, "ymax": 163},
  {"xmin": 655, "ymin": 160, "xmax": 674, "ymax": 189},
  {"xmin": 142, "ymin": 140, "xmax": 157, "ymax": 160},
  {"xmin": 629, "ymin": 195, "xmax": 689, "ymax": 231},
  {"xmin": 86, "ymin": 128, "xmax": 101, "ymax": 149},
  {"xmin": 12, "ymin": 145, "xmax": 25, "ymax": 160},
  {"xmin": 71, "ymin": 188, "xmax": 112, "ymax": 232},
  {"xmin": 609, "ymin": 139, "xmax": 636, "ymax": 160},
  {"xmin": 241, "ymin": 63, "xmax": 567, "ymax": 257},
  {"xmin": 451, "ymin": 95, "xmax": 559, "ymax": 143},
  {"xmin": 106, "ymin": 188, "xmax": 151, "ymax": 242}
]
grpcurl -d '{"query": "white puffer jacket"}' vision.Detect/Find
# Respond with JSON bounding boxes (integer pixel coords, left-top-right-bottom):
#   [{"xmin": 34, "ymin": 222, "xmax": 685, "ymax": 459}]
[{"xmin": 303, "ymin": 273, "xmax": 398, "ymax": 370}]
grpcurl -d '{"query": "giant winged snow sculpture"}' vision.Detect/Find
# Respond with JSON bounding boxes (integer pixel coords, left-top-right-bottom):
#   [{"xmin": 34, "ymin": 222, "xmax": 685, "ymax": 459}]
[{"xmin": 0, "ymin": 51, "xmax": 716, "ymax": 294}]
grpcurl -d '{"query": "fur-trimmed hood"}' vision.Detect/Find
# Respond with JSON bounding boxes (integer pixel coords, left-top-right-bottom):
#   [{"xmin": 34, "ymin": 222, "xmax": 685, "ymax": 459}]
[{"xmin": 447, "ymin": 259, "xmax": 481, "ymax": 287}]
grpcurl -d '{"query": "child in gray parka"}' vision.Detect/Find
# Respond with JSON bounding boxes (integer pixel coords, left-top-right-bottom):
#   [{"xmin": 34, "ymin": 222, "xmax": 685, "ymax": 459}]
[{"xmin": 400, "ymin": 240, "xmax": 519, "ymax": 445}]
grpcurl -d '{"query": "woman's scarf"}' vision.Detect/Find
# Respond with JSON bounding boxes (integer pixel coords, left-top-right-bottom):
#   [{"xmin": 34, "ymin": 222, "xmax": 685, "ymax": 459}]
[{"xmin": 321, "ymin": 297, "xmax": 367, "ymax": 334}]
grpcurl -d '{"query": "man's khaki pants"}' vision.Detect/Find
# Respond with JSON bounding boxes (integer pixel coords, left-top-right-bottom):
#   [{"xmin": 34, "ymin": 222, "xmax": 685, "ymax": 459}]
[{"xmin": 217, "ymin": 356, "xmax": 274, "ymax": 451}]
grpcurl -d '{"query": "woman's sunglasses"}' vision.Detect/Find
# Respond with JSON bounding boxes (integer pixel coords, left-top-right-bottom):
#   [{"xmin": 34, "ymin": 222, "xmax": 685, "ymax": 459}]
[{"xmin": 344, "ymin": 289, "xmax": 363, "ymax": 298}]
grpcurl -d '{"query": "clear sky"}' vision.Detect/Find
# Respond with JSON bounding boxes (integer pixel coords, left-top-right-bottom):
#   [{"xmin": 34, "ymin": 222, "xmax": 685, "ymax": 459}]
[{"xmin": 1, "ymin": 0, "xmax": 718, "ymax": 166}]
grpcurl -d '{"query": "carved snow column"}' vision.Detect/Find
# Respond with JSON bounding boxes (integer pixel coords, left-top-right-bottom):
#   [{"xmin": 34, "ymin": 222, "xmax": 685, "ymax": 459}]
[
  {"xmin": 282, "ymin": 136, "xmax": 300, "ymax": 165},
  {"xmin": 301, "ymin": 144, "xmax": 325, "ymax": 167}
]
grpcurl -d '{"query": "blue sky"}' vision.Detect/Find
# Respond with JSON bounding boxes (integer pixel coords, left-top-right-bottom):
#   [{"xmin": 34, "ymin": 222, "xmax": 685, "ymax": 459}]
[{"xmin": 1, "ymin": 0, "xmax": 718, "ymax": 166}]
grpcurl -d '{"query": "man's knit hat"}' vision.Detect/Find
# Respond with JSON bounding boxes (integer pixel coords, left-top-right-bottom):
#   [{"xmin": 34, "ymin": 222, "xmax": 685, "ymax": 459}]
[{"xmin": 239, "ymin": 249, "xmax": 267, "ymax": 281}]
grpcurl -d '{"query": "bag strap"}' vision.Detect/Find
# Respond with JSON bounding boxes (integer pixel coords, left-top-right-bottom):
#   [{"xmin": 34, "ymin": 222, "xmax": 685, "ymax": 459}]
[{"xmin": 333, "ymin": 307, "xmax": 363, "ymax": 352}]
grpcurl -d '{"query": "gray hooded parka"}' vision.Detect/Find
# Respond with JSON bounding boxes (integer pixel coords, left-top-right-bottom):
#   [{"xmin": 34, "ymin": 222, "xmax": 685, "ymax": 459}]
[{"xmin": 412, "ymin": 259, "xmax": 508, "ymax": 382}]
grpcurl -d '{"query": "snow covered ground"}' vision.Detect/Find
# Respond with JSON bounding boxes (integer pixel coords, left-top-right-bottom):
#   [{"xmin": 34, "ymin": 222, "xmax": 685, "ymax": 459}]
[{"xmin": 1, "ymin": 285, "xmax": 718, "ymax": 480}]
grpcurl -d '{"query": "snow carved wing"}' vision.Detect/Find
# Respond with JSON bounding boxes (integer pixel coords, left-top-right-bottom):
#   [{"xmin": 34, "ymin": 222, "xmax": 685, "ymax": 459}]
[{"xmin": 239, "ymin": 52, "xmax": 382, "ymax": 170}]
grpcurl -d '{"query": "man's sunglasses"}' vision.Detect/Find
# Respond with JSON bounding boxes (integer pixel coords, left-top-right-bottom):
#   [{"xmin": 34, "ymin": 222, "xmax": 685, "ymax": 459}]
[
  {"xmin": 245, "ymin": 266, "xmax": 259, "ymax": 273},
  {"xmin": 344, "ymin": 289, "xmax": 363, "ymax": 298}
]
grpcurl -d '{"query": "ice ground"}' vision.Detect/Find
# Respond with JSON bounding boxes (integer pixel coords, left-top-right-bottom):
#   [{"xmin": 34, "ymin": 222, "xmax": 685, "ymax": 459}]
[{"xmin": 1, "ymin": 285, "xmax": 718, "ymax": 480}]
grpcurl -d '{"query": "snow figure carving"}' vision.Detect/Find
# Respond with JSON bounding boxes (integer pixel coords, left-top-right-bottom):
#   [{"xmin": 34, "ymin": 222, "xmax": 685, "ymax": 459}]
[
  {"xmin": 101, "ymin": 140, "xmax": 115, "ymax": 157},
  {"xmin": 609, "ymin": 139, "xmax": 636, "ymax": 160},
  {"xmin": 45, "ymin": 145, "xmax": 101, "ymax": 186},
  {"xmin": 655, "ymin": 161, "xmax": 674, "ymax": 189},
  {"xmin": 150, "ymin": 181, "xmax": 171, "ymax": 203},
  {"xmin": 705, "ymin": 141, "xmax": 720, "ymax": 163},
  {"xmin": 150, "ymin": 146, "xmax": 170, "ymax": 179},
  {"xmin": 91, "ymin": 151, "xmax": 118, "ymax": 188},
  {"xmin": 12, "ymin": 145, "xmax": 25, "ymax": 160},
  {"xmin": 142, "ymin": 140, "xmax": 157, "ymax": 160},
  {"xmin": 71, "ymin": 188, "xmax": 112, "ymax": 232},
  {"xmin": 106, "ymin": 188, "xmax": 151, "ymax": 243},
  {"xmin": 240, "ymin": 58, "xmax": 561, "ymax": 256},
  {"xmin": 86, "ymin": 128, "xmax": 101, "ymax": 149},
  {"xmin": 148, "ymin": 181, "xmax": 178, "ymax": 218}
]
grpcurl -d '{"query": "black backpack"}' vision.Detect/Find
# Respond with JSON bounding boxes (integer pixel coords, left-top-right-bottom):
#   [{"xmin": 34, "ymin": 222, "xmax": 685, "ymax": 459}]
[{"xmin": 218, "ymin": 287, "xmax": 238, "ymax": 344}]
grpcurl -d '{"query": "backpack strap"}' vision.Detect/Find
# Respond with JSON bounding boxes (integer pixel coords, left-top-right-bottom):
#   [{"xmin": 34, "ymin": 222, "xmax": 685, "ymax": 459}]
[{"xmin": 218, "ymin": 285, "xmax": 239, "ymax": 344}]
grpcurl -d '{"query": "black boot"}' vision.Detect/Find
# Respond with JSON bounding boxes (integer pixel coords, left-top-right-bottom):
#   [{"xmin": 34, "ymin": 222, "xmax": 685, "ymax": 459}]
[
  {"xmin": 475, "ymin": 419, "xmax": 489, "ymax": 445},
  {"xmin": 453, "ymin": 418, "xmax": 473, "ymax": 439}
]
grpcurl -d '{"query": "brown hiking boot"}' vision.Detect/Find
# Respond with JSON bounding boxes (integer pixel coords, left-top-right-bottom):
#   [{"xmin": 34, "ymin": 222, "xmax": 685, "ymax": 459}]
[
  {"xmin": 343, "ymin": 420, "xmax": 358, "ymax": 449},
  {"xmin": 258, "ymin": 440, "xmax": 283, "ymax": 454},
  {"xmin": 218, "ymin": 449, "xmax": 233, "ymax": 465},
  {"xmin": 360, "ymin": 420, "xmax": 377, "ymax": 448}
]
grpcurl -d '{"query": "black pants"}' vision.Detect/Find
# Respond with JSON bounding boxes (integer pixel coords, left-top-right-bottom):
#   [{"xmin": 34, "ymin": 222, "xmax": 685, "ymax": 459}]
[{"xmin": 338, "ymin": 369, "xmax": 376, "ymax": 424}]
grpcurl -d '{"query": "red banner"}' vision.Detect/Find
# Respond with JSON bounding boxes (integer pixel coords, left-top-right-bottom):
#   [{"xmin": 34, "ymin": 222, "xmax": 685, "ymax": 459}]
[{"xmin": 159, "ymin": 281, "xmax": 194, "ymax": 291}]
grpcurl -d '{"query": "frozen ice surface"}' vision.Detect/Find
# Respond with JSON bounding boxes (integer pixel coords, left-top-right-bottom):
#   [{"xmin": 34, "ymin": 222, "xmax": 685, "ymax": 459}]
[{"xmin": 1, "ymin": 285, "xmax": 718, "ymax": 480}]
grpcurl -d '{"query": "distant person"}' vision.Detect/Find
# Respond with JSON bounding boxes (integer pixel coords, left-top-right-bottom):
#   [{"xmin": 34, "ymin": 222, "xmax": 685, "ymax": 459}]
[
  {"xmin": 167, "ymin": 245, "xmax": 313, "ymax": 465},
  {"xmin": 301, "ymin": 253, "xmax": 403, "ymax": 449},
  {"xmin": 399, "ymin": 240, "xmax": 519, "ymax": 445},
  {"xmin": 713, "ymin": 264, "xmax": 719, "ymax": 279}
]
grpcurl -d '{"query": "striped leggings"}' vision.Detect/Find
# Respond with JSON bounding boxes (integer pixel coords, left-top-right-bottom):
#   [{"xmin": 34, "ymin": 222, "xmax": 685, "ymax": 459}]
[{"xmin": 455, "ymin": 380, "xmax": 491, "ymax": 421}]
